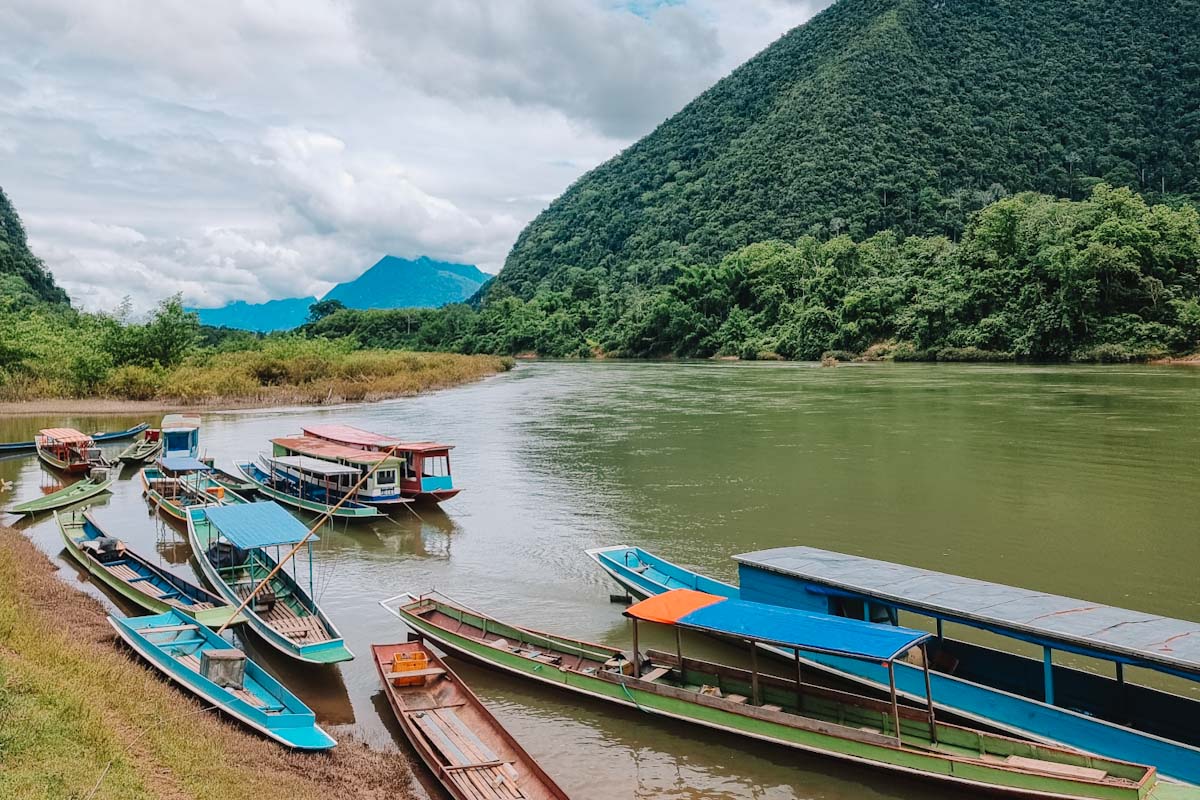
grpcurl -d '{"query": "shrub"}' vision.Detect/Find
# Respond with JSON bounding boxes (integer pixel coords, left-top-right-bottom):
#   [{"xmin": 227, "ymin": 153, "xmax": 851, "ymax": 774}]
[{"xmin": 101, "ymin": 365, "xmax": 165, "ymax": 400}]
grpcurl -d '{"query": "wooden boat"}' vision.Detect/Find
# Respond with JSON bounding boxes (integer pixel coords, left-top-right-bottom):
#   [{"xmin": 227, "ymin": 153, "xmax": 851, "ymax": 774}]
[
  {"xmin": 109, "ymin": 609, "xmax": 335, "ymax": 749},
  {"xmin": 380, "ymin": 591, "xmax": 1197, "ymax": 800},
  {"xmin": 589, "ymin": 545, "xmax": 1200, "ymax": 786},
  {"xmin": 141, "ymin": 457, "xmax": 246, "ymax": 522},
  {"xmin": 732, "ymin": 546, "xmax": 1200, "ymax": 786},
  {"xmin": 56, "ymin": 509, "xmax": 243, "ymax": 627},
  {"xmin": 116, "ymin": 430, "xmax": 162, "ymax": 464},
  {"xmin": 0, "ymin": 422, "xmax": 148, "ymax": 454},
  {"xmin": 303, "ymin": 424, "xmax": 460, "ymax": 503},
  {"xmin": 35, "ymin": 428, "xmax": 105, "ymax": 474},
  {"xmin": 372, "ymin": 641, "xmax": 569, "ymax": 800},
  {"xmin": 6, "ymin": 475, "xmax": 112, "ymax": 515},
  {"xmin": 187, "ymin": 502, "xmax": 353, "ymax": 664},
  {"xmin": 212, "ymin": 466, "xmax": 257, "ymax": 495},
  {"xmin": 271, "ymin": 435, "xmax": 411, "ymax": 509},
  {"xmin": 236, "ymin": 457, "xmax": 381, "ymax": 520}
]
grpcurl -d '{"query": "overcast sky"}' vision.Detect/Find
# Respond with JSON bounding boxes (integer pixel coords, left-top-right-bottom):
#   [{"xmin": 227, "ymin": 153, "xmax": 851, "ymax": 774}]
[{"xmin": 1, "ymin": 0, "xmax": 829, "ymax": 312}]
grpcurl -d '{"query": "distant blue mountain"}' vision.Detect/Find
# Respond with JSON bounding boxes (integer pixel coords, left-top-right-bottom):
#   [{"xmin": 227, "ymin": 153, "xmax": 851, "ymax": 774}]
[
  {"xmin": 194, "ymin": 296, "xmax": 317, "ymax": 333},
  {"xmin": 191, "ymin": 256, "xmax": 489, "ymax": 333}
]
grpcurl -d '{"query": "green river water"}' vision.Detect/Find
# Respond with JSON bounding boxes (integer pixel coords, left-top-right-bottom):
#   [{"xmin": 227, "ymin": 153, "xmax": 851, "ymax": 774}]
[{"xmin": 2, "ymin": 361, "xmax": 1198, "ymax": 799}]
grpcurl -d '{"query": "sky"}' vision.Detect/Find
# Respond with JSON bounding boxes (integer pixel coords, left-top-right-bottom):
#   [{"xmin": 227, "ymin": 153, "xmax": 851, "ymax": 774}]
[{"xmin": 1, "ymin": 0, "xmax": 830, "ymax": 312}]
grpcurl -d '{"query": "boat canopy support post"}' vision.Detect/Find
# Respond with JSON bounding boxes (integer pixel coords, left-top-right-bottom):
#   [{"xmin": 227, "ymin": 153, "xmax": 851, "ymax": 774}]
[
  {"xmin": 887, "ymin": 661, "xmax": 901, "ymax": 743},
  {"xmin": 631, "ymin": 619, "xmax": 640, "ymax": 678},
  {"xmin": 749, "ymin": 640, "xmax": 760, "ymax": 706},
  {"xmin": 936, "ymin": 618, "xmax": 943, "ymax": 640},
  {"xmin": 1043, "ymin": 646, "xmax": 1055, "ymax": 706},
  {"xmin": 674, "ymin": 626, "xmax": 683, "ymax": 678},
  {"xmin": 793, "ymin": 648, "xmax": 802, "ymax": 709},
  {"xmin": 921, "ymin": 643, "xmax": 937, "ymax": 744}
]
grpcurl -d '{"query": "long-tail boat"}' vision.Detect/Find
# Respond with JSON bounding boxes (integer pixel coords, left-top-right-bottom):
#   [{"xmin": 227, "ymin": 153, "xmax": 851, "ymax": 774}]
[
  {"xmin": 109, "ymin": 610, "xmax": 336, "ymax": 749},
  {"xmin": 0, "ymin": 422, "xmax": 148, "ymax": 455},
  {"xmin": 57, "ymin": 509, "xmax": 242, "ymax": 627},
  {"xmin": 270, "ymin": 435, "xmax": 410, "ymax": 509},
  {"xmin": 187, "ymin": 502, "xmax": 353, "ymax": 664},
  {"xmin": 381, "ymin": 590, "xmax": 1197, "ymax": 800},
  {"xmin": 141, "ymin": 457, "xmax": 246, "ymax": 521},
  {"xmin": 373, "ymin": 640, "xmax": 570, "ymax": 800},
  {"xmin": 236, "ymin": 456, "xmax": 381, "ymax": 520},
  {"xmin": 116, "ymin": 429, "xmax": 162, "ymax": 464},
  {"xmin": 587, "ymin": 544, "xmax": 1200, "ymax": 786},
  {"xmin": 303, "ymin": 424, "xmax": 460, "ymax": 503},
  {"xmin": 35, "ymin": 428, "xmax": 105, "ymax": 474},
  {"xmin": 211, "ymin": 466, "xmax": 257, "ymax": 495},
  {"xmin": 6, "ymin": 475, "xmax": 112, "ymax": 515}
]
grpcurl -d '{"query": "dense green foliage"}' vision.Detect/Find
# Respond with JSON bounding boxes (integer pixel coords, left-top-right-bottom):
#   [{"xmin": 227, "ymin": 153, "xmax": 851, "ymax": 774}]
[
  {"xmin": 496, "ymin": 0, "xmax": 1200, "ymax": 300},
  {"xmin": 307, "ymin": 187, "xmax": 1200, "ymax": 361},
  {"xmin": 0, "ymin": 187, "xmax": 67, "ymax": 308}
]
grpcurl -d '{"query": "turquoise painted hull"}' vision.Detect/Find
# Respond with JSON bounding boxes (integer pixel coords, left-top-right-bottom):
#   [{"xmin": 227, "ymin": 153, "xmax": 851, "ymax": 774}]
[
  {"xmin": 586, "ymin": 546, "xmax": 1200, "ymax": 786},
  {"xmin": 109, "ymin": 610, "xmax": 335, "ymax": 749},
  {"xmin": 140, "ymin": 467, "xmax": 246, "ymax": 521},
  {"xmin": 186, "ymin": 507, "xmax": 353, "ymax": 664}
]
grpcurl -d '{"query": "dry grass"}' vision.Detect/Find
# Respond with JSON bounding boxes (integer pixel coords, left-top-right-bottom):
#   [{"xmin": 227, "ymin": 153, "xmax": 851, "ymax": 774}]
[{"xmin": 0, "ymin": 525, "xmax": 418, "ymax": 800}]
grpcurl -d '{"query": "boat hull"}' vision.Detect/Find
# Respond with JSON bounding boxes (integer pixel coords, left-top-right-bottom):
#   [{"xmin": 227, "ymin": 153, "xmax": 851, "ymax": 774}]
[
  {"xmin": 237, "ymin": 461, "xmax": 380, "ymax": 520},
  {"xmin": 36, "ymin": 447, "xmax": 90, "ymax": 474},
  {"xmin": 586, "ymin": 545, "xmax": 1200, "ymax": 787},
  {"xmin": 7, "ymin": 478, "xmax": 112, "ymax": 514},
  {"xmin": 186, "ymin": 508, "xmax": 353, "ymax": 664},
  {"xmin": 391, "ymin": 596, "xmax": 1168, "ymax": 800},
  {"xmin": 109, "ymin": 610, "xmax": 335, "ymax": 750}
]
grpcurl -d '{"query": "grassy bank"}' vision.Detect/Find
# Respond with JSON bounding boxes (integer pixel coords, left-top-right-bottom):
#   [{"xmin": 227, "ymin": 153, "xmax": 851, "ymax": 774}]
[
  {"xmin": 0, "ymin": 333, "xmax": 513, "ymax": 405},
  {"xmin": 0, "ymin": 525, "xmax": 418, "ymax": 800}
]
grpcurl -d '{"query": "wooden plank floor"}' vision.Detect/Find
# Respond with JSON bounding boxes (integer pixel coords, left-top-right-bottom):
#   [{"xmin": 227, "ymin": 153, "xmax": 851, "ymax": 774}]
[
  {"xmin": 234, "ymin": 585, "xmax": 330, "ymax": 643},
  {"xmin": 406, "ymin": 706, "xmax": 524, "ymax": 799}
]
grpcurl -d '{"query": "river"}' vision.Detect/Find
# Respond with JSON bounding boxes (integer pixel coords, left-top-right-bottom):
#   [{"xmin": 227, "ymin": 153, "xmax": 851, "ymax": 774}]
[{"xmin": 3, "ymin": 361, "xmax": 1199, "ymax": 799}]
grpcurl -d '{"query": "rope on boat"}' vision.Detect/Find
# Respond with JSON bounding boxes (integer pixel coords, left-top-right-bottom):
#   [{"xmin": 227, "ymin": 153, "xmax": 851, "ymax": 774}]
[{"xmin": 618, "ymin": 680, "xmax": 646, "ymax": 713}]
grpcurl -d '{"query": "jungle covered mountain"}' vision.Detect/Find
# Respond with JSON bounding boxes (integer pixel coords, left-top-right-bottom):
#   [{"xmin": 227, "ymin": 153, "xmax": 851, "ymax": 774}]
[
  {"xmin": 0, "ymin": 187, "xmax": 68, "ymax": 307},
  {"xmin": 495, "ymin": 0, "xmax": 1200, "ymax": 299}
]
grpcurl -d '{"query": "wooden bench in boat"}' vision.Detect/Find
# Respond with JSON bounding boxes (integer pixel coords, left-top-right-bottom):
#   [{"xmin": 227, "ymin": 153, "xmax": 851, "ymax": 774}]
[
  {"xmin": 384, "ymin": 667, "xmax": 446, "ymax": 680},
  {"xmin": 1004, "ymin": 755, "xmax": 1108, "ymax": 782},
  {"xmin": 640, "ymin": 666, "xmax": 671, "ymax": 683},
  {"xmin": 406, "ymin": 706, "xmax": 524, "ymax": 799},
  {"xmin": 233, "ymin": 584, "xmax": 332, "ymax": 643}
]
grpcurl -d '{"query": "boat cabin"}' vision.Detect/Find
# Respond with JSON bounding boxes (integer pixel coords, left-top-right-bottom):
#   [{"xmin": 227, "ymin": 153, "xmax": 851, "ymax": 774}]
[
  {"xmin": 302, "ymin": 424, "xmax": 459, "ymax": 502},
  {"xmin": 161, "ymin": 414, "xmax": 201, "ymax": 459},
  {"xmin": 734, "ymin": 546, "xmax": 1200, "ymax": 756},
  {"xmin": 260, "ymin": 454, "xmax": 363, "ymax": 504},
  {"xmin": 36, "ymin": 428, "xmax": 102, "ymax": 472},
  {"xmin": 271, "ymin": 436, "xmax": 404, "ymax": 504}
]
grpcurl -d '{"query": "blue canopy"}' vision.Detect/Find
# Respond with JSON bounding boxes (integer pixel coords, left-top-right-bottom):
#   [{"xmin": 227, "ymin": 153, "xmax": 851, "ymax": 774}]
[
  {"xmin": 627, "ymin": 589, "xmax": 929, "ymax": 662},
  {"xmin": 205, "ymin": 502, "xmax": 318, "ymax": 549},
  {"xmin": 159, "ymin": 456, "xmax": 212, "ymax": 473}
]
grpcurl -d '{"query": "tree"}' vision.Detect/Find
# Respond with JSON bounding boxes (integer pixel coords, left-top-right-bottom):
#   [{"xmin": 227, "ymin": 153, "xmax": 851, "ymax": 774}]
[{"xmin": 307, "ymin": 298, "xmax": 347, "ymax": 323}]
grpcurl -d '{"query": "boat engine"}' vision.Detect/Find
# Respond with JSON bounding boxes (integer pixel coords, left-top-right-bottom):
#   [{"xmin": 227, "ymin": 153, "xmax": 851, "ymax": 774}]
[{"xmin": 206, "ymin": 541, "xmax": 248, "ymax": 570}]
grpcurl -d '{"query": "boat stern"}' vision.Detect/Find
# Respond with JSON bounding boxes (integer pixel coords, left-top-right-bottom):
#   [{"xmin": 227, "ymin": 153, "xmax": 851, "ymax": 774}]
[{"xmin": 190, "ymin": 606, "xmax": 248, "ymax": 628}]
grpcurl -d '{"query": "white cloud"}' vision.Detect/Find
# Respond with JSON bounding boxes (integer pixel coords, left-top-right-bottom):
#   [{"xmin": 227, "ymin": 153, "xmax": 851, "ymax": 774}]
[{"xmin": 0, "ymin": 0, "xmax": 831, "ymax": 311}]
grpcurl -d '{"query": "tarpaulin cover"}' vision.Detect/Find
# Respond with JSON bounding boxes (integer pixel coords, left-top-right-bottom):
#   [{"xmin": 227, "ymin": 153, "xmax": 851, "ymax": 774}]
[
  {"xmin": 627, "ymin": 588, "xmax": 929, "ymax": 662},
  {"xmin": 205, "ymin": 501, "xmax": 318, "ymax": 549},
  {"xmin": 158, "ymin": 456, "xmax": 212, "ymax": 473},
  {"xmin": 37, "ymin": 428, "xmax": 92, "ymax": 444}
]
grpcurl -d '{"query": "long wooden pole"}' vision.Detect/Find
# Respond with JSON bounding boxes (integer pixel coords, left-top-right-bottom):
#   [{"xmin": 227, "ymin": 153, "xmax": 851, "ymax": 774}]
[{"xmin": 216, "ymin": 445, "xmax": 400, "ymax": 634}]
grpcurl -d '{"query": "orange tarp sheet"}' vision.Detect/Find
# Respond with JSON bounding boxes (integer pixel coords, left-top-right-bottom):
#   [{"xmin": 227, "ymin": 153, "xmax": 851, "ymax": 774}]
[{"xmin": 625, "ymin": 589, "xmax": 725, "ymax": 624}]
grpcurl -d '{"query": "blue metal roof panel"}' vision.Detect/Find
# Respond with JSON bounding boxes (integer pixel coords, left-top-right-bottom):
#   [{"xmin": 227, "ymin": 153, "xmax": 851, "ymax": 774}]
[
  {"xmin": 735, "ymin": 546, "xmax": 1200, "ymax": 675},
  {"xmin": 159, "ymin": 456, "xmax": 212, "ymax": 472},
  {"xmin": 678, "ymin": 595, "xmax": 930, "ymax": 662},
  {"xmin": 205, "ymin": 502, "xmax": 317, "ymax": 549}
]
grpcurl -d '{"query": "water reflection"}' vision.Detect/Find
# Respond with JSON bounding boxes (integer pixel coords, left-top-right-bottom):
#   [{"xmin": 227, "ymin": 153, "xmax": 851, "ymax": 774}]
[{"xmin": 3, "ymin": 362, "xmax": 1199, "ymax": 799}]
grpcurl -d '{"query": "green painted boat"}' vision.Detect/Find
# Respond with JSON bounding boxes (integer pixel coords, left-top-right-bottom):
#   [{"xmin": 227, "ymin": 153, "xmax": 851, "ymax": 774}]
[
  {"xmin": 380, "ymin": 592, "xmax": 1197, "ymax": 800},
  {"xmin": 6, "ymin": 476, "xmax": 113, "ymax": 515},
  {"xmin": 56, "ymin": 509, "xmax": 244, "ymax": 627},
  {"xmin": 116, "ymin": 432, "xmax": 163, "ymax": 464}
]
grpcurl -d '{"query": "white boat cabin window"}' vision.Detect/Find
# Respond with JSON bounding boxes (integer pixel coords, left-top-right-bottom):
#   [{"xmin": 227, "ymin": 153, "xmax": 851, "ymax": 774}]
[
  {"xmin": 375, "ymin": 469, "xmax": 397, "ymax": 486},
  {"xmin": 422, "ymin": 455, "xmax": 449, "ymax": 477}
]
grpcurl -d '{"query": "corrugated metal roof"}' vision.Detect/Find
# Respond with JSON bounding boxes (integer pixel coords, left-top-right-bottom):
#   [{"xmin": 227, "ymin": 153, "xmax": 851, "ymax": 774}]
[
  {"xmin": 303, "ymin": 424, "xmax": 400, "ymax": 448},
  {"xmin": 37, "ymin": 428, "xmax": 92, "ymax": 444},
  {"xmin": 265, "ymin": 454, "xmax": 360, "ymax": 476},
  {"xmin": 159, "ymin": 456, "xmax": 212, "ymax": 473},
  {"xmin": 273, "ymin": 436, "xmax": 400, "ymax": 465},
  {"xmin": 735, "ymin": 547, "xmax": 1200, "ymax": 676},
  {"xmin": 205, "ymin": 501, "xmax": 317, "ymax": 549}
]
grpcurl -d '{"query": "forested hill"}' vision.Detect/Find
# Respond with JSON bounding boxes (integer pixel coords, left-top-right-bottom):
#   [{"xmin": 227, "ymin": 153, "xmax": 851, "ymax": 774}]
[
  {"xmin": 0, "ymin": 187, "xmax": 68, "ymax": 307},
  {"xmin": 495, "ymin": 0, "xmax": 1200, "ymax": 298}
]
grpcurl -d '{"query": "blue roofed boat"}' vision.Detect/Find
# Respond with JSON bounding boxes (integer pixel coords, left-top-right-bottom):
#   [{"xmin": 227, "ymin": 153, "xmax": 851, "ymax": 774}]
[
  {"xmin": 109, "ymin": 609, "xmax": 335, "ymax": 749},
  {"xmin": 587, "ymin": 544, "xmax": 1200, "ymax": 786},
  {"xmin": 186, "ymin": 501, "xmax": 353, "ymax": 664},
  {"xmin": 141, "ymin": 456, "xmax": 246, "ymax": 522},
  {"xmin": 160, "ymin": 414, "xmax": 201, "ymax": 459}
]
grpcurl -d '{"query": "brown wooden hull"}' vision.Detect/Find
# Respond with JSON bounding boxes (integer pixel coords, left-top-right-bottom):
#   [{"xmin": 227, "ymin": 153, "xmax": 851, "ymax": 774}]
[{"xmin": 372, "ymin": 641, "xmax": 569, "ymax": 800}]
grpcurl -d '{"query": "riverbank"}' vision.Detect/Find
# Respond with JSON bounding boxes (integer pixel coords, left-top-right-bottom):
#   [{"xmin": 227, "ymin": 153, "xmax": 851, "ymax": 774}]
[
  {"xmin": 0, "ymin": 525, "xmax": 418, "ymax": 800},
  {"xmin": 0, "ymin": 350, "xmax": 514, "ymax": 413}
]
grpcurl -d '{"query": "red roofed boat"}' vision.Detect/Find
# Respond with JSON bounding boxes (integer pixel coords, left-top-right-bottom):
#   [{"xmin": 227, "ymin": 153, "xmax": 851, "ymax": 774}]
[
  {"xmin": 35, "ymin": 428, "xmax": 105, "ymax": 474},
  {"xmin": 301, "ymin": 424, "xmax": 460, "ymax": 504}
]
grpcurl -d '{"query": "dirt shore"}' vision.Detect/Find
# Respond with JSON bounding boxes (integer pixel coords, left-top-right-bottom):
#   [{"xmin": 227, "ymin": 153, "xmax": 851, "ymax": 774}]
[{"xmin": 0, "ymin": 524, "xmax": 419, "ymax": 800}]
